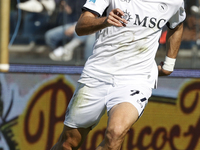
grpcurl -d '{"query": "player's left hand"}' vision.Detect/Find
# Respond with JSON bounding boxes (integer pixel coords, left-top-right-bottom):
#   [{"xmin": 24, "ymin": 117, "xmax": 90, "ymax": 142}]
[{"xmin": 158, "ymin": 62, "xmax": 173, "ymax": 76}]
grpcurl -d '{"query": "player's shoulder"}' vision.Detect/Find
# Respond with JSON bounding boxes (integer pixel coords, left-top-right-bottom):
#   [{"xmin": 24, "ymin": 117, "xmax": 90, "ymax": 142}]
[
  {"xmin": 141, "ymin": 0, "xmax": 184, "ymax": 7},
  {"xmin": 176, "ymin": 0, "xmax": 184, "ymax": 5},
  {"xmin": 167, "ymin": 0, "xmax": 184, "ymax": 6}
]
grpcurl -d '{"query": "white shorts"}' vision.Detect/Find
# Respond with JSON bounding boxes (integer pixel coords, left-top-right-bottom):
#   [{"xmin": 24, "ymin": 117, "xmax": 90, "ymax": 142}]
[{"xmin": 64, "ymin": 79, "xmax": 152, "ymax": 129}]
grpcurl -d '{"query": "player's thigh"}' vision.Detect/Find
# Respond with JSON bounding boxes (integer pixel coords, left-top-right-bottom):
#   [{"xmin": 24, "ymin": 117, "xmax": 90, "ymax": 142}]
[{"xmin": 107, "ymin": 102, "xmax": 139, "ymax": 135}]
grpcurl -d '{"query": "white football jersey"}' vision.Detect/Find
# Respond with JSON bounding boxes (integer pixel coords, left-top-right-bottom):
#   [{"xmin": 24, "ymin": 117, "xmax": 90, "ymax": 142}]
[{"xmin": 79, "ymin": 0, "xmax": 186, "ymax": 88}]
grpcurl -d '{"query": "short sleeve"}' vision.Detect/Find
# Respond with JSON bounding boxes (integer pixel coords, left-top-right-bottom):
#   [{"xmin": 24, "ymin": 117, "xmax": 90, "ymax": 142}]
[
  {"xmin": 167, "ymin": 1, "xmax": 186, "ymax": 29},
  {"xmin": 83, "ymin": 0, "xmax": 110, "ymax": 16}
]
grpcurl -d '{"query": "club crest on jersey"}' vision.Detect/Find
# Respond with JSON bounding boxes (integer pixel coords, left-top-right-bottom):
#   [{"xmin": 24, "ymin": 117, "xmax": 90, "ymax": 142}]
[
  {"xmin": 89, "ymin": 0, "xmax": 96, "ymax": 3},
  {"xmin": 158, "ymin": 3, "xmax": 168, "ymax": 13}
]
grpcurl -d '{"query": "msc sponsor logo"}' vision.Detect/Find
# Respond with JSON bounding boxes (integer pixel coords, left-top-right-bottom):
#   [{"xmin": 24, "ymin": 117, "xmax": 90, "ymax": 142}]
[
  {"xmin": 122, "ymin": 10, "xmax": 166, "ymax": 29},
  {"xmin": 132, "ymin": 14, "xmax": 166, "ymax": 29}
]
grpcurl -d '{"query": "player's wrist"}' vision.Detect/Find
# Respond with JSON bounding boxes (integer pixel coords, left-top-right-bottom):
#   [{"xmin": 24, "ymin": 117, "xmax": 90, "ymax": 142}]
[{"xmin": 162, "ymin": 56, "xmax": 176, "ymax": 72}]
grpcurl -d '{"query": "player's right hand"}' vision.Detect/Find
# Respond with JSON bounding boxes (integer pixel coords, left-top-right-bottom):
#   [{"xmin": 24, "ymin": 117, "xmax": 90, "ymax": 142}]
[{"xmin": 105, "ymin": 8, "xmax": 128, "ymax": 27}]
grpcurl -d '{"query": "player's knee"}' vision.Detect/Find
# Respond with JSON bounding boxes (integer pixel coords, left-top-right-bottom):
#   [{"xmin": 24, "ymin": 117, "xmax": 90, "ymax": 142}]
[
  {"xmin": 60, "ymin": 133, "xmax": 81, "ymax": 150},
  {"xmin": 59, "ymin": 139, "xmax": 79, "ymax": 150},
  {"xmin": 61, "ymin": 142, "xmax": 72, "ymax": 150},
  {"xmin": 105, "ymin": 125, "xmax": 126, "ymax": 145}
]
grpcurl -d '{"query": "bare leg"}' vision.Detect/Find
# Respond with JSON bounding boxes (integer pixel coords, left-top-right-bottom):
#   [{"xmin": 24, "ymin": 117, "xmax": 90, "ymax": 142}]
[
  {"xmin": 96, "ymin": 102, "xmax": 139, "ymax": 150},
  {"xmin": 51, "ymin": 125, "xmax": 91, "ymax": 150}
]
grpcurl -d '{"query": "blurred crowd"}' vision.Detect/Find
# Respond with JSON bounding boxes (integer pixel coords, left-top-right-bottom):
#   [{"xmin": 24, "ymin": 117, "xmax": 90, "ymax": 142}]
[
  {"xmin": 10, "ymin": 0, "xmax": 94, "ymax": 62},
  {"xmin": 159, "ymin": 0, "xmax": 200, "ymax": 50},
  {"xmin": 9, "ymin": 0, "xmax": 200, "ymax": 63}
]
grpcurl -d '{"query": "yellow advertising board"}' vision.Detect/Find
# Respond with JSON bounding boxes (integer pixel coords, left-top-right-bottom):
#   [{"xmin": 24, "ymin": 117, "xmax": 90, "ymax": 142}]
[{"xmin": 0, "ymin": 74, "xmax": 200, "ymax": 150}]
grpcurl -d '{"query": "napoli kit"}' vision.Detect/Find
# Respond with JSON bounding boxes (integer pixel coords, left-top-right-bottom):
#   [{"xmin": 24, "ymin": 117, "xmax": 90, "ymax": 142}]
[{"xmin": 64, "ymin": 0, "xmax": 186, "ymax": 128}]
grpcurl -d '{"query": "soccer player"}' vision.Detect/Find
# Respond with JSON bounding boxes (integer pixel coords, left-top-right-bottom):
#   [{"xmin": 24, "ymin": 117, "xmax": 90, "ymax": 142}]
[{"xmin": 51, "ymin": 0, "xmax": 186, "ymax": 149}]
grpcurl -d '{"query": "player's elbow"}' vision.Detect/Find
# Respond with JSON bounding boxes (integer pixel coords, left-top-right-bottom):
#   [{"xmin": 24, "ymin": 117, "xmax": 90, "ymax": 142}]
[
  {"xmin": 75, "ymin": 24, "xmax": 86, "ymax": 36},
  {"xmin": 75, "ymin": 27, "xmax": 82, "ymax": 36}
]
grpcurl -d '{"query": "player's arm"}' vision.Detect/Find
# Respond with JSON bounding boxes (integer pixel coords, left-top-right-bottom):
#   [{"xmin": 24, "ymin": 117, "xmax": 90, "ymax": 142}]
[
  {"xmin": 75, "ymin": 8, "xmax": 128, "ymax": 36},
  {"xmin": 158, "ymin": 22, "xmax": 183, "ymax": 76}
]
